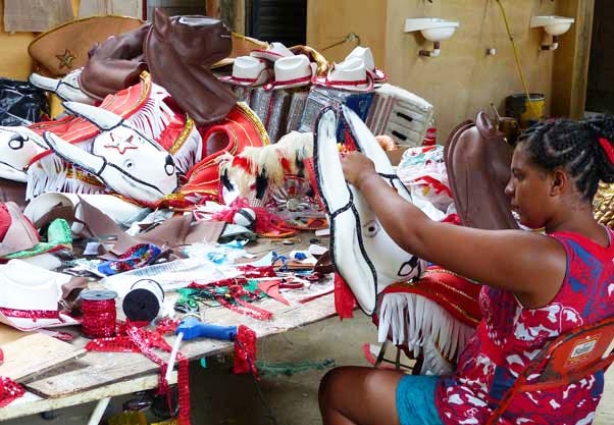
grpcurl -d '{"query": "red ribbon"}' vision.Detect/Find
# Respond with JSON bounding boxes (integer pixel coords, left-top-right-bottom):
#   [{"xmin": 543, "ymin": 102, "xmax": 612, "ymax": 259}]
[{"xmin": 599, "ymin": 137, "xmax": 614, "ymax": 164}]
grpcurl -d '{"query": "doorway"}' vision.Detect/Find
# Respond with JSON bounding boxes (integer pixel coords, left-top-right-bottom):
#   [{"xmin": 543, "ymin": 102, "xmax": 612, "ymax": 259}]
[{"xmin": 586, "ymin": 0, "xmax": 614, "ymax": 114}]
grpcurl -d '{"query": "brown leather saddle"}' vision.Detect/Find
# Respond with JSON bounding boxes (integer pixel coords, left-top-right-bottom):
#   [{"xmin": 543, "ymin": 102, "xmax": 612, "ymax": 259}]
[
  {"xmin": 444, "ymin": 111, "xmax": 518, "ymax": 230},
  {"xmin": 79, "ymin": 8, "xmax": 236, "ymax": 126}
]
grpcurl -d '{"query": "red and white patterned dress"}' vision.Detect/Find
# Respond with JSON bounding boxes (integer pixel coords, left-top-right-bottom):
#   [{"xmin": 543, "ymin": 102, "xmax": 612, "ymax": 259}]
[{"xmin": 435, "ymin": 229, "xmax": 614, "ymax": 424}]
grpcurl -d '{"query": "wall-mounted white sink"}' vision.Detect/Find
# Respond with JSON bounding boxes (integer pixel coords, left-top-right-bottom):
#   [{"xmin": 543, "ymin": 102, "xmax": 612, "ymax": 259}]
[
  {"xmin": 404, "ymin": 18, "xmax": 460, "ymax": 42},
  {"xmin": 530, "ymin": 16, "xmax": 575, "ymax": 36}
]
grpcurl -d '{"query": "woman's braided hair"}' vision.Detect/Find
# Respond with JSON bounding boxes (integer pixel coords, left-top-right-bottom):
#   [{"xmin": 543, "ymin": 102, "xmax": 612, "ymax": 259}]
[{"xmin": 517, "ymin": 114, "xmax": 614, "ymax": 201}]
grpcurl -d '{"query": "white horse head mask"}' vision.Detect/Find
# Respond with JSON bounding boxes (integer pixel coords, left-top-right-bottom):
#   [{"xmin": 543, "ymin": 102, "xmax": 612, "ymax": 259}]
[
  {"xmin": 314, "ymin": 105, "xmax": 426, "ymax": 315},
  {"xmin": 0, "ymin": 127, "xmax": 46, "ymax": 182},
  {"xmin": 42, "ymin": 102, "xmax": 178, "ymax": 205},
  {"xmin": 29, "ymin": 69, "xmax": 98, "ymax": 105}
]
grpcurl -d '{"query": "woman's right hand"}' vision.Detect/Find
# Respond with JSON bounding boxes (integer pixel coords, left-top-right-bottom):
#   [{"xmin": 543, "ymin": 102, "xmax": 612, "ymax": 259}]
[{"xmin": 341, "ymin": 151, "xmax": 377, "ymax": 188}]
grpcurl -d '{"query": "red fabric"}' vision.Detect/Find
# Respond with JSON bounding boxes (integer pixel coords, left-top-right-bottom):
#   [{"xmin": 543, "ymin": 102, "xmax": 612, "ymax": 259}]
[
  {"xmin": 175, "ymin": 104, "xmax": 269, "ymax": 203},
  {"xmin": 382, "ymin": 266, "xmax": 482, "ymax": 328},
  {"xmin": 334, "ymin": 273, "xmax": 356, "ymax": 319},
  {"xmin": 0, "ymin": 204, "xmax": 11, "ymax": 242},
  {"xmin": 27, "ymin": 74, "xmax": 151, "ymax": 166}
]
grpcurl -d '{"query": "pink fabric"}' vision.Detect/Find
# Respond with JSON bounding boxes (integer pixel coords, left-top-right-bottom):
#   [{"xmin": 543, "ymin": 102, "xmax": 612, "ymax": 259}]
[{"xmin": 436, "ymin": 228, "xmax": 614, "ymax": 424}]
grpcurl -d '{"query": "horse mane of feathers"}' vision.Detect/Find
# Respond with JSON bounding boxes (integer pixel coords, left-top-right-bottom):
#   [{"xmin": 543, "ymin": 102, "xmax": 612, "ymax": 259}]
[{"xmin": 219, "ymin": 131, "xmax": 313, "ymax": 201}]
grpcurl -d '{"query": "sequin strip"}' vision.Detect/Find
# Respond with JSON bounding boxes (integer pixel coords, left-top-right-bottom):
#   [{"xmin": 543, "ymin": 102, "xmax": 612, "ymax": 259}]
[
  {"xmin": 86, "ymin": 326, "xmax": 191, "ymax": 425},
  {"xmin": 234, "ymin": 325, "xmax": 259, "ymax": 378},
  {"xmin": 0, "ymin": 307, "xmax": 59, "ymax": 321},
  {"xmin": 0, "ymin": 377, "xmax": 25, "ymax": 407},
  {"xmin": 81, "ymin": 298, "xmax": 117, "ymax": 338}
]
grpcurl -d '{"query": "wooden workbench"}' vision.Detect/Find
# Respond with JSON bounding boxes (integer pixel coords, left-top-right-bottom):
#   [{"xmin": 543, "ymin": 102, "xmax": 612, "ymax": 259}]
[{"xmin": 0, "ymin": 231, "xmax": 336, "ymax": 421}]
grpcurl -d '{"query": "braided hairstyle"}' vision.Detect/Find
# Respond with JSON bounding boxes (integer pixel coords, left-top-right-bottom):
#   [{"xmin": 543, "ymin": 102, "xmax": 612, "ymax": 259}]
[{"xmin": 517, "ymin": 114, "xmax": 614, "ymax": 202}]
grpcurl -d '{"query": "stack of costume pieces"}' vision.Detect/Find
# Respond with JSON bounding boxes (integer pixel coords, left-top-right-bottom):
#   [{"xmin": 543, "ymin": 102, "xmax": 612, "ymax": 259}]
[{"xmin": 0, "ymin": 12, "xmax": 274, "ymax": 210}]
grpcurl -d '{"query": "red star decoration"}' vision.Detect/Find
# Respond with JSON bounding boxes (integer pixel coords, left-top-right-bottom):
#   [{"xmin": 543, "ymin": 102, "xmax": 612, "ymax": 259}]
[{"xmin": 104, "ymin": 134, "xmax": 138, "ymax": 154}]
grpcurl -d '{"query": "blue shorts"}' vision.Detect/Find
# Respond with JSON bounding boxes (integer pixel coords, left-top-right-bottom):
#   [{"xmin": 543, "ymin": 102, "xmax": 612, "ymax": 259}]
[{"xmin": 396, "ymin": 375, "xmax": 444, "ymax": 425}]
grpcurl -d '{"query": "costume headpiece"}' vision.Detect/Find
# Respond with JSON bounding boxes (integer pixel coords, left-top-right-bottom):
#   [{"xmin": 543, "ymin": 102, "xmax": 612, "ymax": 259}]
[{"xmin": 314, "ymin": 105, "xmax": 427, "ymax": 315}]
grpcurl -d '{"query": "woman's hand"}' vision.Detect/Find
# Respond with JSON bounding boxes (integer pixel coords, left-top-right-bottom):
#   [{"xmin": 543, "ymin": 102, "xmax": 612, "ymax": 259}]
[{"xmin": 341, "ymin": 151, "xmax": 377, "ymax": 188}]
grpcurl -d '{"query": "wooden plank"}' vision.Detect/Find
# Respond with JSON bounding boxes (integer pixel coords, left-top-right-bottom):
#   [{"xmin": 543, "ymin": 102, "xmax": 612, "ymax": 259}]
[
  {"xmin": 0, "ymin": 326, "xmax": 86, "ymax": 384},
  {"xmin": 0, "ymin": 372, "xmax": 175, "ymax": 421},
  {"xmin": 25, "ymin": 260, "xmax": 335, "ymax": 398}
]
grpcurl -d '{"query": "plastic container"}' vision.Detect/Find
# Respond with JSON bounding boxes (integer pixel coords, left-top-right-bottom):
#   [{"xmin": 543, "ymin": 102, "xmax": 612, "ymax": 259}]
[{"xmin": 505, "ymin": 93, "xmax": 545, "ymax": 128}]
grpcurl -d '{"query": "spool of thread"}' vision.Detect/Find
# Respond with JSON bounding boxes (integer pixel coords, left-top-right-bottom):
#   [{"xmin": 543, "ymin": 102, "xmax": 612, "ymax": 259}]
[
  {"xmin": 122, "ymin": 279, "xmax": 165, "ymax": 323},
  {"xmin": 80, "ymin": 290, "xmax": 118, "ymax": 339}
]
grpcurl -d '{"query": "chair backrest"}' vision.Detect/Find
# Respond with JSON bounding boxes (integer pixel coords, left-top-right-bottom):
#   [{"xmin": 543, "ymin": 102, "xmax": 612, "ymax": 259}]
[{"xmin": 487, "ymin": 316, "xmax": 614, "ymax": 425}]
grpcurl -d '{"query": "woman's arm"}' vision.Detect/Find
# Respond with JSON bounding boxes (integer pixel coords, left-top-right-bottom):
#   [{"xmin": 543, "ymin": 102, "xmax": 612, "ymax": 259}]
[{"xmin": 345, "ymin": 153, "xmax": 566, "ymax": 303}]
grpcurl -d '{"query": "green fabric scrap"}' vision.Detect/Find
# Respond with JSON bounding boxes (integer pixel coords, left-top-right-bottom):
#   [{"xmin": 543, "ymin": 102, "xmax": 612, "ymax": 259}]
[
  {"xmin": 5, "ymin": 219, "xmax": 72, "ymax": 259},
  {"xmin": 255, "ymin": 359, "xmax": 336, "ymax": 377}
]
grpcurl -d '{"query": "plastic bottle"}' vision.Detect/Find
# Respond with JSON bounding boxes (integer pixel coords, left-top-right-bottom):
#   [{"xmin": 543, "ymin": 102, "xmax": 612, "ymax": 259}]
[{"xmin": 422, "ymin": 116, "xmax": 437, "ymax": 146}]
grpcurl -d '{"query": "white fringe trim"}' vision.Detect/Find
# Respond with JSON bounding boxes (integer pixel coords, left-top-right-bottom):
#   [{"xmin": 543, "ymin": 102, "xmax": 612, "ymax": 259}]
[
  {"xmin": 171, "ymin": 129, "xmax": 202, "ymax": 175},
  {"xmin": 378, "ymin": 292, "xmax": 476, "ymax": 375}
]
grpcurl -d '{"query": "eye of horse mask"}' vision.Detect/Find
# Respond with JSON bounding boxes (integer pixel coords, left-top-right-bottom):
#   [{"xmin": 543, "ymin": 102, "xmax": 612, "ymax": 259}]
[{"xmin": 314, "ymin": 106, "xmax": 428, "ymax": 315}]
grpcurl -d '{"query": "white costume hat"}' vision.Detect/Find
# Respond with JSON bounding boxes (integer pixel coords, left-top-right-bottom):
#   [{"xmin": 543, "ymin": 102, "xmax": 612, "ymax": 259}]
[
  {"xmin": 313, "ymin": 57, "xmax": 374, "ymax": 92},
  {"xmin": 0, "ymin": 260, "xmax": 79, "ymax": 330},
  {"xmin": 219, "ymin": 56, "xmax": 271, "ymax": 87},
  {"xmin": 345, "ymin": 46, "xmax": 387, "ymax": 83},
  {"xmin": 264, "ymin": 54, "xmax": 315, "ymax": 91},
  {"xmin": 250, "ymin": 42, "xmax": 294, "ymax": 62}
]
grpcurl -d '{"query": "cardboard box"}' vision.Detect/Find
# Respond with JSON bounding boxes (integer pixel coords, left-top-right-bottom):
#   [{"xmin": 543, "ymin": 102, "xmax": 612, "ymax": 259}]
[{"xmin": 385, "ymin": 147, "xmax": 409, "ymax": 166}]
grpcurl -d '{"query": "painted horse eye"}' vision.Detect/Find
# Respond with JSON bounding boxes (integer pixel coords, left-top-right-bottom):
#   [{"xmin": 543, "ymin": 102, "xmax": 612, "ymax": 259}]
[
  {"xmin": 164, "ymin": 156, "xmax": 175, "ymax": 176},
  {"xmin": 8, "ymin": 134, "xmax": 27, "ymax": 150},
  {"xmin": 362, "ymin": 220, "xmax": 380, "ymax": 238},
  {"xmin": 124, "ymin": 159, "xmax": 135, "ymax": 169}
]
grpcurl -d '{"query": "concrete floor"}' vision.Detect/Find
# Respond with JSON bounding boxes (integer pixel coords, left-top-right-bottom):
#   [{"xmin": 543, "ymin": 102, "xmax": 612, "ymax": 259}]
[{"xmin": 3, "ymin": 313, "xmax": 613, "ymax": 424}]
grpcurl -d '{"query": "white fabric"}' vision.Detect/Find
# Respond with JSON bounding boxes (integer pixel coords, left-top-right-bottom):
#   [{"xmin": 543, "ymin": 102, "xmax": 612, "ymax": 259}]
[{"xmin": 378, "ymin": 292, "xmax": 475, "ymax": 375}]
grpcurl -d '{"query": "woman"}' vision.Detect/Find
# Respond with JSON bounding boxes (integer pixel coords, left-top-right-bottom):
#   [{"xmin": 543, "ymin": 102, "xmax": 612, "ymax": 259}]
[{"xmin": 318, "ymin": 116, "xmax": 614, "ymax": 425}]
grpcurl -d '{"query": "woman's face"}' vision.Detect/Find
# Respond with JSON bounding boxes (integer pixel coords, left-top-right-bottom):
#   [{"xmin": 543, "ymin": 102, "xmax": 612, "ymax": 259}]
[{"xmin": 504, "ymin": 144, "xmax": 554, "ymax": 229}]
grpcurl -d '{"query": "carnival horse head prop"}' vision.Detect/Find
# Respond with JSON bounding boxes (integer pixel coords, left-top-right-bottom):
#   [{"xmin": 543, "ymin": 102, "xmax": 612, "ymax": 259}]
[
  {"xmin": 144, "ymin": 8, "xmax": 236, "ymax": 125},
  {"xmin": 314, "ymin": 106, "xmax": 427, "ymax": 315},
  {"xmin": 42, "ymin": 101, "xmax": 178, "ymax": 205},
  {"xmin": 29, "ymin": 69, "xmax": 98, "ymax": 105},
  {"xmin": 0, "ymin": 127, "xmax": 46, "ymax": 182}
]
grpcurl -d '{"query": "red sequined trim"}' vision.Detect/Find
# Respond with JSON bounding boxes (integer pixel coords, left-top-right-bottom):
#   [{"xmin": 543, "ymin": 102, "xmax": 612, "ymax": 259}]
[
  {"xmin": 0, "ymin": 377, "xmax": 26, "ymax": 407},
  {"xmin": 0, "ymin": 307, "xmax": 59, "ymax": 321}
]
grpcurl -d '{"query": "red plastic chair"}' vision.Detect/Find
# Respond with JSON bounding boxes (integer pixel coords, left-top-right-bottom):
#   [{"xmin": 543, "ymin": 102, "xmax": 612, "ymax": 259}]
[{"xmin": 486, "ymin": 315, "xmax": 614, "ymax": 425}]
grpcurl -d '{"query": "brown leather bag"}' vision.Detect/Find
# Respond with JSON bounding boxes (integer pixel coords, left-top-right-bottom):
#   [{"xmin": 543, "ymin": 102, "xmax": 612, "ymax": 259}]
[{"xmin": 444, "ymin": 111, "xmax": 518, "ymax": 230}]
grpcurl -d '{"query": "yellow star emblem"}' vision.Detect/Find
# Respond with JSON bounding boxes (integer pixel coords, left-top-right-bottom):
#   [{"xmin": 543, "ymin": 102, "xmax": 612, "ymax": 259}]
[{"xmin": 55, "ymin": 49, "xmax": 76, "ymax": 69}]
